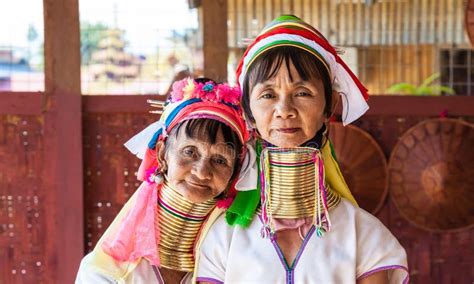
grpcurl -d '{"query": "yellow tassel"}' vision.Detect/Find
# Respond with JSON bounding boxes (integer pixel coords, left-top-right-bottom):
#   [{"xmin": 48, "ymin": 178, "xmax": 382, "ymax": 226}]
[{"xmin": 321, "ymin": 141, "xmax": 358, "ymax": 206}]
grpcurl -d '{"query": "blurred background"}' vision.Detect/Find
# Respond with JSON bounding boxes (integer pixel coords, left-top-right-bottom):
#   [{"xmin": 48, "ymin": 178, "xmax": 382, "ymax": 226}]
[{"xmin": 1, "ymin": 0, "xmax": 473, "ymax": 283}]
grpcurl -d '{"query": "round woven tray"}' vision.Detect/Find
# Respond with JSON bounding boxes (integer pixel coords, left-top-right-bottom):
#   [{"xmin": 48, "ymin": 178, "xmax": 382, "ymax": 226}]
[
  {"xmin": 388, "ymin": 118, "xmax": 474, "ymax": 232},
  {"xmin": 329, "ymin": 123, "xmax": 388, "ymax": 214}
]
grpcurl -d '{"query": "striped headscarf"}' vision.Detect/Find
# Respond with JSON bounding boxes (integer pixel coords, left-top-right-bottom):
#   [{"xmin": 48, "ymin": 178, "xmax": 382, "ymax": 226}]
[
  {"xmin": 236, "ymin": 15, "xmax": 369, "ymax": 125},
  {"xmin": 125, "ymin": 78, "xmax": 249, "ymax": 184}
]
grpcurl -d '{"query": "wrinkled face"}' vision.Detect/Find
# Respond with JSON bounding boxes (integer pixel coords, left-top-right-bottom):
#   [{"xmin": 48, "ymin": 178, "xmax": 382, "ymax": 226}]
[
  {"xmin": 161, "ymin": 127, "xmax": 236, "ymax": 203},
  {"xmin": 249, "ymin": 60, "xmax": 327, "ymax": 147}
]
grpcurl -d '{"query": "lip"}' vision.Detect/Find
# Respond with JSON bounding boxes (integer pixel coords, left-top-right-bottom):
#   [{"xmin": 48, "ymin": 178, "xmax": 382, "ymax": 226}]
[
  {"xmin": 186, "ymin": 180, "xmax": 209, "ymax": 189},
  {"xmin": 276, "ymin": 128, "xmax": 300, "ymax": 134}
]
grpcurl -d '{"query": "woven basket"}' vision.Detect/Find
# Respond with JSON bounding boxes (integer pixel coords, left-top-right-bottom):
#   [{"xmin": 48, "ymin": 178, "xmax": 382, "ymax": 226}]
[
  {"xmin": 329, "ymin": 123, "xmax": 388, "ymax": 214},
  {"xmin": 388, "ymin": 118, "xmax": 474, "ymax": 232}
]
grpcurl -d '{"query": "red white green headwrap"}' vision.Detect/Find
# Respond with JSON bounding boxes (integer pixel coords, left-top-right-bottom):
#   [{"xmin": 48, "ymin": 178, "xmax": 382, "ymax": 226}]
[{"xmin": 236, "ymin": 15, "xmax": 369, "ymax": 125}]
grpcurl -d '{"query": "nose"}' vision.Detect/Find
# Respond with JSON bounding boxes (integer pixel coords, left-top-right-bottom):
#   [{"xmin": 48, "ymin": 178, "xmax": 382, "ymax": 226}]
[
  {"xmin": 191, "ymin": 158, "xmax": 212, "ymax": 181},
  {"xmin": 274, "ymin": 96, "xmax": 296, "ymax": 119}
]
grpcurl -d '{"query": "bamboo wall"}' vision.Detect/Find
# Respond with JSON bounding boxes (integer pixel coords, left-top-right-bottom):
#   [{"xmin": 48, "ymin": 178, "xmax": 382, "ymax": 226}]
[
  {"xmin": 227, "ymin": 0, "xmax": 472, "ymax": 94},
  {"xmin": 228, "ymin": 0, "xmax": 469, "ymax": 47},
  {"xmin": 358, "ymin": 45, "xmax": 437, "ymax": 94}
]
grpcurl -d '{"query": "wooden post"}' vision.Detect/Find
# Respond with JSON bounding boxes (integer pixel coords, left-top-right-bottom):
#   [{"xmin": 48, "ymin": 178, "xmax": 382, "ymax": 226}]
[
  {"xmin": 43, "ymin": 0, "xmax": 83, "ymax": 282},
  {"xmin": 201, "ymin": 0, "xmax": 228, "ymax": 82}
]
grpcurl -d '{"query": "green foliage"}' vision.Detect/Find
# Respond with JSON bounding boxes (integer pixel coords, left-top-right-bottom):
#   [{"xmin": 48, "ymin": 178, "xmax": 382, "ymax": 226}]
[
  {"xmin": 385, "ymin": 73, "xmax": 455, "ymax": 96},
  {"xmin": 81, "ymin": 22, "xmax": 109, "ymax": 64}
]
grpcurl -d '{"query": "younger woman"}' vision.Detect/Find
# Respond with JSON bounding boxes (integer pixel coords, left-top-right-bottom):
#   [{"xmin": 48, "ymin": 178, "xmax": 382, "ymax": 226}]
[{"xmin": 195, "ymin": 16, "xmax": 408, "ymax": 284}]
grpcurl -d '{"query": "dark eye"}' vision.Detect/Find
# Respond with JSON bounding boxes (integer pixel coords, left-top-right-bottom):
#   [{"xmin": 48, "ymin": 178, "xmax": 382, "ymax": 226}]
[
  {"xmin": 296, "ymin": 91, "xmax": 311, "ymax": 97},
  {"xmin": 260, "ymin": 92, "xmax": 275, "ymax": 99},
  {"xmin": 213, "ymin": 156, "xmax": 229, "ymax": 166},
  {"xmin": 182, "ymin": 147, "xmax": 196, "ymax": 157}
]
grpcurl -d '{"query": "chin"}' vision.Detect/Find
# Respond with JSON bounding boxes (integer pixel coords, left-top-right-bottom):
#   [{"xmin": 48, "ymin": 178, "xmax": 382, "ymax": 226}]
[{"xmin": 269, "ymin": 139, "xmax": 305, "ymax": 148}]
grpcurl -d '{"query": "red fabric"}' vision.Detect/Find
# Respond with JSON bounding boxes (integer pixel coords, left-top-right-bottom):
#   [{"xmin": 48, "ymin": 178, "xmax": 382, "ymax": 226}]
[{"xmin": 236, "ymin": 26, "xmax": 369, "ymax": 101}]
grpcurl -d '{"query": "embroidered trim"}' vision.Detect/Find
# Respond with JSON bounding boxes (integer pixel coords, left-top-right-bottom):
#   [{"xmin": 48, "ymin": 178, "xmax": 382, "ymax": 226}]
[
  {"xmin": 195, "ymin": 277, "xmax": 224, "ymax": 284},
  {"xmin": 357, "ymin": 264, "xmax": 409, "ymax": 284},
  {"xmin": 260, "ymin": 214, "xmax": 316, "ymax": 284},
  {"xmin": 151, "ymin": 265, "xmax": 165, "ymax": 284}
]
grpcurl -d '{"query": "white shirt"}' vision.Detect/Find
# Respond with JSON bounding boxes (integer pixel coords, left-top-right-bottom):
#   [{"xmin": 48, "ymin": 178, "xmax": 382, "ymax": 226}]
[
  {"xmin": 196, "ymin": 199, "xmax": 408, "ymax": 284},
  {"xmin": 76, "ymin": 253, "xmax": 192, "ymax": 284}
]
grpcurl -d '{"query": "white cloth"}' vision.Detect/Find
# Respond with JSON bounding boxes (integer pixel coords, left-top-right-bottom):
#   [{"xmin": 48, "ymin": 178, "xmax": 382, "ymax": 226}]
[
  {"xmin": 238, "ymin": 33, "xmax": 369, "ymax": 126},
  {"xmin": 124, "ymin": 120, "xmax": 165, "ymax": 159},
  {"xmin": 234, "ymin": 140, "xmax": 258, "ymax": 191},
  {"xmin": 76, "ymin": 253, "xmax": 192, "ymax": 284},
  {"xmin": 196, "ymin": 199, "xmax": 408, "ymax": 284}
]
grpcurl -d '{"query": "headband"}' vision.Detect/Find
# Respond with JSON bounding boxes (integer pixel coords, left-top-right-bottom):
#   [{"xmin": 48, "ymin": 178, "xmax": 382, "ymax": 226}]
[
  {"xmin": 124, "ymin": 78, "xmax": 249, "ymax": 182},
  {"xmin": 236, "ymin": 15, "xmax": 369, "ymax": 125}
]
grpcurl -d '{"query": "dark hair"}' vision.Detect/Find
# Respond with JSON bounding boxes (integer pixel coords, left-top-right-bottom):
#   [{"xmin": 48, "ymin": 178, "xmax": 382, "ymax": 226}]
[
  {"xmin": 168, "ymin": 118, "xmax": 243, "ymax": 185},
  {"xmin": 242, "ymin": 46, "xmax": 333, "ymax": 122}
]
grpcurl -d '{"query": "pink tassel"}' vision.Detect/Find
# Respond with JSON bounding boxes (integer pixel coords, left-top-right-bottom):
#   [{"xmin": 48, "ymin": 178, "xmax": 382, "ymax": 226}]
[{"xmin": 137, "ymin": 148, "xmax": 158, "ymax": 181}]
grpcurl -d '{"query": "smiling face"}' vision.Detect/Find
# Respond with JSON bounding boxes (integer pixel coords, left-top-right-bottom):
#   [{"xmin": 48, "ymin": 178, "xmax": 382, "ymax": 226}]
[
  {"xmin": 249, "ymin": 60, "xmax": 327, "ymax": 147},
  {"xmin": 158, "ymin": 122, "xmax": 237, "ymax": 203}
]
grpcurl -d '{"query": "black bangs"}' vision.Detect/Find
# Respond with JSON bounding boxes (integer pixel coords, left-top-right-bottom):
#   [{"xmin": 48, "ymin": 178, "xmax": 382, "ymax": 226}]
[
  {"xmin": 242, "ymin": 46, "xmax": 333, "ymax": 122},
  {"xmin": 172, "ymin": 119, "xmax": 241, "ymax": 151},
  {"xmin": 170, "ymin": 118, "xmax": 244, "ymax": 180}
]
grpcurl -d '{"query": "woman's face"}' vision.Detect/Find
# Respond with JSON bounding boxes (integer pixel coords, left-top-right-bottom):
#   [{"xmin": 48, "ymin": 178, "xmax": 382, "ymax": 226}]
[
  {"xmin": 161, "ymin": 127, "xmax": 237, "ymax": 203},
  {"xmin": 249, "ymin": 60, "xmax": 327, "ymax": 147}
]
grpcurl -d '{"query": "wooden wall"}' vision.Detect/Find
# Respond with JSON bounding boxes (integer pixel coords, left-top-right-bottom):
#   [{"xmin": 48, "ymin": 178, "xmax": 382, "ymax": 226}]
[
  {"xmin": 228, "ymin": 0, "xmax": 469, "ymax": 47},
  {"xmin": 358, "ymin": 45, "xmax": 437, "ymax": 94}
]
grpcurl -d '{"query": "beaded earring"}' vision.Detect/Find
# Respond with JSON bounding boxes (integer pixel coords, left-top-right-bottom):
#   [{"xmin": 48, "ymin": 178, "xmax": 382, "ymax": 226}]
[{"xmin": 148, "ymin": 168, "xmax": 164, "ymax": 185}]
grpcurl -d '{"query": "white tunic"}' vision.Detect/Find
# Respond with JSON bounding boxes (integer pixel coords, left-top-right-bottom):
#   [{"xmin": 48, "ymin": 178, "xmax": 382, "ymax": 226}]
[
  {"xmin": 76, "ymin": 253, "xmax": 192, "ymax": 284},
  {"xmin": 196, "ymin": 199, "xmax": 408, "ymax": 284}
]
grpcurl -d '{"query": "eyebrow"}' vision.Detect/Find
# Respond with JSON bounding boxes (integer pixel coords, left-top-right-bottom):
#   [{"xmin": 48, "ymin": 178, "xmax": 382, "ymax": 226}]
[{"xmin": 256, "ymin": 80, "xmax": 313, "ymax": 89}]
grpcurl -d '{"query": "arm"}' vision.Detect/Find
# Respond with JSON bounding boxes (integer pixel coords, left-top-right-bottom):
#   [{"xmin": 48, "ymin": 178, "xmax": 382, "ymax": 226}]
[
  {"xmin": 357, "ymin": 270, "xmax": 388, "ymax": 284},
  {"xmin": 75, "ymin": 254, "xmax": 116, "ymax": 284},
  {"xmin": 355, "ymin": 208, "xmax": 409, "ymax": 284}
]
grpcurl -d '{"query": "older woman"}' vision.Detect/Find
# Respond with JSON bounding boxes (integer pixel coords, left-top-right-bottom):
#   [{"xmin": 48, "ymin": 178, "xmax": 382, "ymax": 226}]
[
  {"xmin": 76, "ymin": 78, "xmax": 248, "ymax": 283},
  {"xmin": 195, "ymin": 16, "xmax": 408, "ymax": 284}
]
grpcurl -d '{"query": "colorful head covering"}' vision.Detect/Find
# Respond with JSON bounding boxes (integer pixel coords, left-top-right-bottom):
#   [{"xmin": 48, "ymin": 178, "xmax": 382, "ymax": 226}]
[
  {"xmin": 236, "ymin": 15, "xmax": 369, "ymax": 126},
  {"xmin": 88, "ymin": 78, "xmax": 249, "ymax": 273},
  {"xmin": 125, "ymin": 78, "xmax": 248, "ymax": 182},
  {"xmin": 226, "ymin": 15, "xmax": 361, "ymax": 228}
]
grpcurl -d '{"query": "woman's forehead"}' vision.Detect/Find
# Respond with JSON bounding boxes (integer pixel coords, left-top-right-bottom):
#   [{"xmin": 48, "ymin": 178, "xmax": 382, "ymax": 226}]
[
  {"xmin": 169, "ymin": 128, "xmax": 234, "ymax": 152},
  {"xmin": 254, "ymin": 56, "xmax": 323, "ymax": 86},
  {"xmin": 253, "ymin": 65, "xmax": 322, "ymax": 90}
]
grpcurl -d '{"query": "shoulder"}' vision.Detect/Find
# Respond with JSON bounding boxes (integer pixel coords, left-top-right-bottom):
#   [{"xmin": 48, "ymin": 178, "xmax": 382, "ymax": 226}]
[
  {"xmin": 334, "ymin": 199, "xmax": 409, "ymax": 282},
  {"xmin": 76, "ymin": 252, "xmax": 116, "ymax": 283},
  {"xmin": 335, "ymin": 198, "xmax": 391, "ymax": 232},
  {"xmin": 76, "ymin": 250, "xmax": 155, "ymax": 283},
  {"xmin": 201, "ymin": 210, "xmax": 234, "ymax": 244},
  {"xmin": 331, "ymin": 199, "xmax": 407, "ymax": 261}
]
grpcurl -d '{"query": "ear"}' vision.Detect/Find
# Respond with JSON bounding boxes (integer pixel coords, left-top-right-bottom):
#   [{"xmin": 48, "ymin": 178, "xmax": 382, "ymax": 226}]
[
  {"xmin": 328, "ymin": 90, "xmax": 340, "ymax": 119},
  {"xmin": 155, "ymin": 140, "xmax": 167, "ymax": 171}
]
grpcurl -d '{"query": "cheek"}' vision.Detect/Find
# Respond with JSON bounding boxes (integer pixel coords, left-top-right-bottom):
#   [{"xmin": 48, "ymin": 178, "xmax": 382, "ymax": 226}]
[
  {"xmin": 250, "ymin": 104, "xmax": 271, "ymax": 131},
  {"xmin": 250, "ymin": 100, "xmax": 265, "ymax": 122},
  {"xmin": 165, "ymin": 156, "xmax": 189, "ymax": 181},
  {"xmin": 214, "ymin": 167, "xmax": 234, "ymax": 189},
  {"xmin": 299, "ymin": 103, "xmax": 325, "ymax": 136}
]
